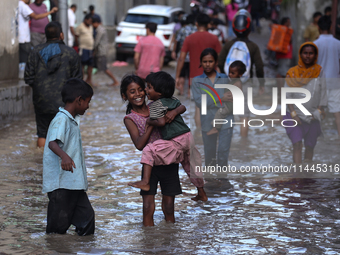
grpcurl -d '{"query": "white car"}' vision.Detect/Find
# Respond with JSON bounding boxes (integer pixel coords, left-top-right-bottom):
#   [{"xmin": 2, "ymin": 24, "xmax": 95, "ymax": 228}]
[{"xmin": 115, "ymin": 5, "xmax": 183, "ymax": 62}]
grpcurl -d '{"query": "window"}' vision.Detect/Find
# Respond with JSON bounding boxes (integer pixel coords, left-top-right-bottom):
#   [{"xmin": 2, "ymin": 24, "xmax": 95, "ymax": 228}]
[{"xmin": 124, "ymin": 14, "xmax": 169, "ymax": 25}]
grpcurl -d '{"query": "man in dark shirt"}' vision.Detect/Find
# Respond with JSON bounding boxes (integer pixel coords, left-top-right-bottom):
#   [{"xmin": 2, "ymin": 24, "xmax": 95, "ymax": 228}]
[{"xmin": 25, "ymin": 22, "xmax": 82, "ymax": 148}]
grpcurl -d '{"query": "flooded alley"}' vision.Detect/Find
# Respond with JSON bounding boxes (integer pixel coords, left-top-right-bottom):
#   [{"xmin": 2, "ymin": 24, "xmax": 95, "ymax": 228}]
[
  {"xmin": 1, "ymin": 29, "xmax": 340, "ymax": 254},
  {"xmin": 1, "ymin": 63, "xmax": 340, "ymax": 255}
]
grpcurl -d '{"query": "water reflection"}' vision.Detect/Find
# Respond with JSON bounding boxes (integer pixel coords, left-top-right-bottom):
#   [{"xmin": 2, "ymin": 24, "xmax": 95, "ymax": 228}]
[{"xmin": 0, "ymin": 82, "xmax": 340, "ymax": 254}]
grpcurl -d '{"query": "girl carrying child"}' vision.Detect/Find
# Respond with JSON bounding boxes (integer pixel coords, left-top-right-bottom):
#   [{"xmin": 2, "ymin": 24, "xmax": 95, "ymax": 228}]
[
  {"xmin": 207, "ymin": 60, "xmax": 246, "ymax": 135},
  {"xmin": 121, "ymin": 74, "xmax": 207, "ymax": 203}
]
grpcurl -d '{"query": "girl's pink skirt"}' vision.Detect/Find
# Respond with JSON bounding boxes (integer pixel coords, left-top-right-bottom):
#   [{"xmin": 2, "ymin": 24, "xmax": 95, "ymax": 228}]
[{"xmin": 141, "ymin": 132, "xmax": 204, "ymax": 187}]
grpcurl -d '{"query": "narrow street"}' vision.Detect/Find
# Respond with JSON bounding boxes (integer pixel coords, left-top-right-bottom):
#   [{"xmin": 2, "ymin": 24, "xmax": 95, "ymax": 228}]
[{"xmin": 0, "ymin": 22, "xmax": 340, "ymax": 254}]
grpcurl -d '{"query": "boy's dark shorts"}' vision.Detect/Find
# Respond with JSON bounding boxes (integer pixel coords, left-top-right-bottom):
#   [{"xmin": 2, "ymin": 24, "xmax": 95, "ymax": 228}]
[
  {"xmin": 140, "ymin": 164, "xmax": 182, "ymax": 196},
  {"xmin": 35, "ymin": 112, "xmax": 57, "ymax": 138},
  {"xmin": 81, "ymin": 49, "xmax": 93, "ymax": 66}
]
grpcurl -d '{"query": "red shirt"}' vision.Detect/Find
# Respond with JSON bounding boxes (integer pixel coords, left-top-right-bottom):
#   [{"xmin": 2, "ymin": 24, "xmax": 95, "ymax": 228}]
[{"xmin": 181, "ymin": 31, "xmax": 221, "ymax": 79}]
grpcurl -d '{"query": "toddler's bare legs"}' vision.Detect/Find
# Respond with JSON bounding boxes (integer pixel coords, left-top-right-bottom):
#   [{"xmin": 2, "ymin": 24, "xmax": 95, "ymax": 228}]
[
  {"xmin": 195, "ymin": 106, "xmax": 201, "ymax": 129},
  {"xmin": 128, "ymin": 164, "xmax": 151, "ymax": 191},
  {"xmin": 240, "ymin": 117, "xmax": 249, "ymax": 137},
  {"xmin": 207, "ymin": 127, "xmax": 219, "ymax": 136},
  {"xmin": 191, "ymin": 187, "xmax": 208, "ymax": 202}
]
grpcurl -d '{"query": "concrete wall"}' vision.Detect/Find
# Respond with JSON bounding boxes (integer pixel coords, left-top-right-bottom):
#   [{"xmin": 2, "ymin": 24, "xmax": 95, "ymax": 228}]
[
  {"xmin": 0, "ymin": 0, "xmax": 19, "ymax": 81},
  {"xmin": 280, "ymin": 0, "xmax": 333, "ymax": 64},
  {"xmin": 0, "ymin": 81, "xmax": 33, "ymax": 122}
]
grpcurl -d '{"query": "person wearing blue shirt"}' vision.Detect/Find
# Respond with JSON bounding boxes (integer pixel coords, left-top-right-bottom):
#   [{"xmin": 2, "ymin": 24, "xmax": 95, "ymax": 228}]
[
  {"xmin": 43, "ymin": 78, "xmax": 95, "ymax": 235},
  {"xmin": 192, "ymin": 48, "xmax": 234, "ymax": 167}
]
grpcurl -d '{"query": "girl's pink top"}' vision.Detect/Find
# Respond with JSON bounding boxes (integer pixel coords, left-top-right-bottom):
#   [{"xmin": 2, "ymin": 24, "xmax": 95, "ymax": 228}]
[
  {"xmin": 124, "ymin": 106, "xmax": 161, "ymax": 144},
  {"xmin": 226, "ymin": 3, "xmax": 239, "ymax": 22}
]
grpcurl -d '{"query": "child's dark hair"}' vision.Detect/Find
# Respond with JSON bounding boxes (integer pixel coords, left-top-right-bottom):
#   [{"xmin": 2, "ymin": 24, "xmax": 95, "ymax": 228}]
[
  {"xmin": 200, "ymin": 48, "xmax": 218, "ymax": 62},
  {"xmin": 61, "ymin": 78, "xmax": 93, "ymax": 104},
  {"xmin": 146, "ymin": 22, "xmax": 157, "ymax": 33},
  {"xmin": 229, "ymin": 61, "xmax": 246, "ymax": 76},
  {"xmin": 280, "ymin": 17, "xmax": 290, "ymax": 26},
  {"xmin": 211, "ymin": 18, "xmax": 220, "ymax": 26},
  {"xmin": 313, "ymin": 12, "xmax": 322, "ymax": 19},
  {"xmin": 324, "ymin": 6, "xmax": 331, "ymax": 14},
  {"xmin": 45, "ymin": 22, "xmax": 62, "ymax": 40},
  {"xmin": 92, "ymin": 16, "xmax": 101, "ymax": 24},
  {"xmin": 318, "ymin": 15, "xmax": 331, "ymax": 31},
  {"xmin": 145, "ymin": 71, "xmax": 175, "ymax": 98},
  {"xmin": 84, "ymin": 13, "xmax": 92, "ymax": 22},
  {"xmin": 120, "ymin": 74, "xmax": 146, "ymax": 114},
  {"xmin": 196, "ymin": 13, "xmax": 211, "ymax": 27}
]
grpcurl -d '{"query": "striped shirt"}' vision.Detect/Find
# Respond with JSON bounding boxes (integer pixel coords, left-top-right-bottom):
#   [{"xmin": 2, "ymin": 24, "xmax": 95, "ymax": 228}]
[
  {"xmin": 149, "ymin": 97, "xmax": 190, "ymax": 140},
  {"xmin": 149, "ymin": 97, "xmax": 178, "ymax": 119}
]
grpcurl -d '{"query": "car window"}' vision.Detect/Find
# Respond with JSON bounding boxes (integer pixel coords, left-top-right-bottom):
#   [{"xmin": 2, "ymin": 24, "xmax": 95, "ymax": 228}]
[{"xmin": 124, "ymin": 14, "xmax": 169, "ymax": 25}]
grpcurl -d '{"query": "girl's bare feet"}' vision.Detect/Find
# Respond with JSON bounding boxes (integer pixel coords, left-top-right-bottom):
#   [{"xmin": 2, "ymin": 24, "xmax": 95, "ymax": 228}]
[
  {"xmin": 128, "ymin": 181, "xmax": 150, "ymax": 191},
  {"xmin": 191, "ymin": 187, "xmax": 208, "ymax": 201}
]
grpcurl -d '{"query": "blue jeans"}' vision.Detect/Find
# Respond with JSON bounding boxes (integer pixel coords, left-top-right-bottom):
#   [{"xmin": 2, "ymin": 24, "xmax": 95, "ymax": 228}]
[{"xmin": 202, "ymin": 127, "xmax": 233, "ymax": 167}]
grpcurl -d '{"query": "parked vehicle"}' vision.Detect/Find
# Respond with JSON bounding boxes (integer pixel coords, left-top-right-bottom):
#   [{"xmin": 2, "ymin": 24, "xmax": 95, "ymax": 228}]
[{"xmin": 115, "ymin": 5, "xmax": 183, "ymax": 62}]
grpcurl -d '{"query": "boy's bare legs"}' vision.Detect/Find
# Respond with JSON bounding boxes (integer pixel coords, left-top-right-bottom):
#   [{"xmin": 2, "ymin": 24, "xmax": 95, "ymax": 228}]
[
  {"xmin": 304, "ymin": 146, "xmax": 314, "ymax": 162},
  {"xmin": 86, "ymin": 66, "xmax": 93, "ymax": 85},
  {"xmin": 292, "ymin": 141, "xmax": 302, "ymax": 164},
  {"xmin": 240, "ymin": 117, "xmax": 249, "ymax": 137},
  {"xmin": 162, "ymin": 195, "xmax": 175, "ymax": 223},
  {"xmin": 37, "ymin": 138, "xmax": 46, "ymax": 148},
  {"xmin": 191, "ymin": 187, "xmax": 208, "ymax": 202},
  {"xmin": 128, "ymin": 164, "xmax": 151, "ymax": 191},
  {"xmin": 105, "ymin": 69, "xmax": 120, "ymax": 86},
  {"xmin": 142, "ymin": 195, "xmax": 155, "ymax": 227}
]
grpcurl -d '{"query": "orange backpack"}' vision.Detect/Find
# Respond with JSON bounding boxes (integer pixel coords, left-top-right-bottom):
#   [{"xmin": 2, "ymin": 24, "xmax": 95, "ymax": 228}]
[{"xmin": 267, "ymin": 24, "xmax": 293, "ymax": 54}]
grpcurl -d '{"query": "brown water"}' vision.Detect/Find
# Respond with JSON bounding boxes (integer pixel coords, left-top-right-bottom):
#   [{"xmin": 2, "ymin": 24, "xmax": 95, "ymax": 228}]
[
  {"xmin": 2, "ymin": 25, "xmax": 339, "ymax": 254},
  {"xmin": 1, "ymin": 69, "xmax": 340, "ymax": 255}
]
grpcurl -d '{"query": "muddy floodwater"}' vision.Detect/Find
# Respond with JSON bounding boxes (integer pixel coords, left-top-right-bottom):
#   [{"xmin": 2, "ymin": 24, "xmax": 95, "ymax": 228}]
[{"xmin": 1, "ymin": 63, "xmax": 340, "ymax": 255}]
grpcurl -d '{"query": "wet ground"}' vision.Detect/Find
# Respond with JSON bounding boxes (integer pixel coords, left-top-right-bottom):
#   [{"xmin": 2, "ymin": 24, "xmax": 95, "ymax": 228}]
[{"xmin": 1, "ymin": 30, "xmax": 340, "ymax": 255}]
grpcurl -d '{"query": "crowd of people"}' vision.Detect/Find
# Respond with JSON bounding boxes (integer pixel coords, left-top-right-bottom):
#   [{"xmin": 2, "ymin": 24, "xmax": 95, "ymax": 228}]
[{"xmin": 16, "ymin": 0, "xmax": 340, "ymax": 235}]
